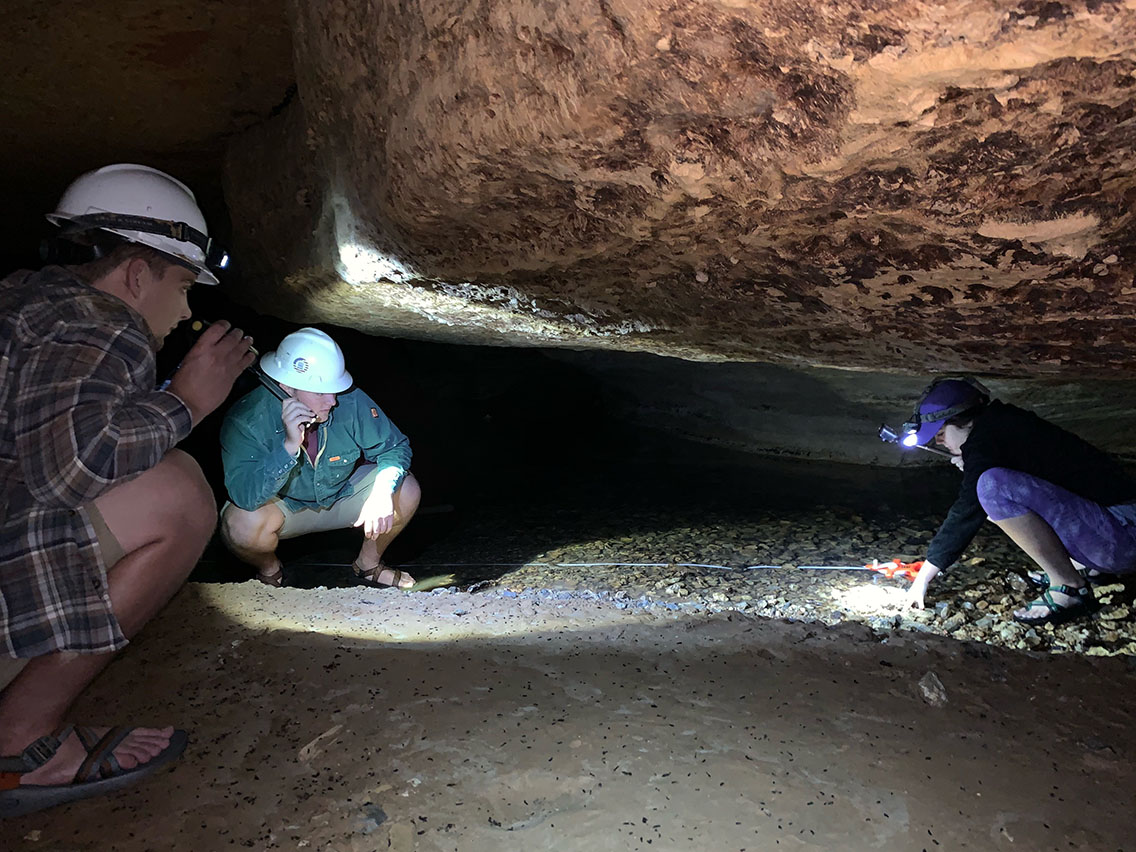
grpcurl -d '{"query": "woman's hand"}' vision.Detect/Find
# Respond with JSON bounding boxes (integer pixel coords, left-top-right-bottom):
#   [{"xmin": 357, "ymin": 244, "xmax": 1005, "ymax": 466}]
[{"xmin": 905, "ymin": 561, "xmax": 941, "ymax": 610}]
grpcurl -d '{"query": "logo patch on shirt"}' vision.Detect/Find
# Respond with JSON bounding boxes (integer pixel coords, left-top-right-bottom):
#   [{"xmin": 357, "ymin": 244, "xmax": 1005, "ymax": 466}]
[
  {"xmin": 371, "ymin": 408, "xmax": 378, "ymax": 418},
  {"xmin": 328, "ymin": 456, "xmax": 341, "ymax": 462}
]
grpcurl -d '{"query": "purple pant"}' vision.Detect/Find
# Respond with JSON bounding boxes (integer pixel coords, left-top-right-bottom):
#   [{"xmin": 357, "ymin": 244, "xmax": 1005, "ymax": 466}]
[{"xmin": 977, "ymin": 467, "xmax": 1136, "ymax": 574}]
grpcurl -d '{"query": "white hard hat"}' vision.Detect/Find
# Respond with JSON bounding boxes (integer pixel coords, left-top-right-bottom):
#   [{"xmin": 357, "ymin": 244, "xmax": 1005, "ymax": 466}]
[
  {"xmin": 261, "ymin": 328, "xmax": 353, "ymax": 393},
  {"xmin": 47, "ymin": 163, "xmax": 227, "ymax": 285}
]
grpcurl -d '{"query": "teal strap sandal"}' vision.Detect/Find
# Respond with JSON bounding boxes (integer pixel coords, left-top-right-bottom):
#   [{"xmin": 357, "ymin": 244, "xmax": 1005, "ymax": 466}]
[
  {"xmin": 1014, "ymin": 583, "xmax": 1096, "ymax": 627},
  {"xmin": 1024, "ymin": 567, "xmax": 1104, "ymax": 591}
]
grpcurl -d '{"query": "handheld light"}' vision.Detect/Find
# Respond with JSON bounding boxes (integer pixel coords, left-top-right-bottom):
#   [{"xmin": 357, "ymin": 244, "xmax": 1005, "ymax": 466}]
[{"xmin": 189, "ymin": 320, "xmax": 289, "ymax": 402}]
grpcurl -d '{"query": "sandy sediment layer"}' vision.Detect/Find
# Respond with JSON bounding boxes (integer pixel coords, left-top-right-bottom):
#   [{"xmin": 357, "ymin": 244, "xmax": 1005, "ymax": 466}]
[{"xmin": 5, "ymin": 581, "xmax": 1135, "ymax": 851}]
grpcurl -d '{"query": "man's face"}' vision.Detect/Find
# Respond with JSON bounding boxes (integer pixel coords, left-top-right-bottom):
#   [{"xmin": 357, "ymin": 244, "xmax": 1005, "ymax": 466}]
[
  {"xmin": 133, "ymin": 261, "xmax": 196, "ymax": 344},
  {"xmin": 292, "ymin": 389, "xmax": 339, "ymax": 423}
]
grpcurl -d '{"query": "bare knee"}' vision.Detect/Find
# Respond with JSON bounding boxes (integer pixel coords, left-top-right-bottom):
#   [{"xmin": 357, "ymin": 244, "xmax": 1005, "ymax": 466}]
[
  {"xmin": 220, "ymin": 503, "xmax": 283, "ymax": 554},
  {"xmin": 395, "ymin": 473, "xmax": 422, "ymax": 520},
  {"xmin": 94, "ymin": 449, "xmax": 216, "ymax": 553},
  {"xmin": 163, "ymin": 450, "xmax": 216, "ymax": 538}
]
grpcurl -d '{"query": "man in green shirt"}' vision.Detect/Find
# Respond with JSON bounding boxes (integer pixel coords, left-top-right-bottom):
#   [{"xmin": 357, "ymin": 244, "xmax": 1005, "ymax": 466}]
[{"xmin": 219, "ymin": 328, "xmax": 420, "ymax": 588}]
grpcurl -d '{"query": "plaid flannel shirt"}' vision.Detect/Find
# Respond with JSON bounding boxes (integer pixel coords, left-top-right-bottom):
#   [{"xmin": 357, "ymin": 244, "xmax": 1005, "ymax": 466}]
[{"xmin": 0, "ymin": 267, "xmax": 193, "ymax": 658}]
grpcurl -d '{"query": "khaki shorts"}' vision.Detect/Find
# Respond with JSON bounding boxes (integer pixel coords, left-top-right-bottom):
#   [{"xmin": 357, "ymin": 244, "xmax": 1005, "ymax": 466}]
[
  {"xmin": 87, "ymin": 503, "xmax": 126, "ymax": 568},
  {"xmin": 223, "ymin": 463, "xmax": 384, "ymax": 539}
]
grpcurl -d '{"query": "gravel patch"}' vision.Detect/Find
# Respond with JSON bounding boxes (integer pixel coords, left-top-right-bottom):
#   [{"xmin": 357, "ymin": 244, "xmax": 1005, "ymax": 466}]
[{"xmin": 399, "ymin": 503, "xmax": 1136, "ymax": 657}]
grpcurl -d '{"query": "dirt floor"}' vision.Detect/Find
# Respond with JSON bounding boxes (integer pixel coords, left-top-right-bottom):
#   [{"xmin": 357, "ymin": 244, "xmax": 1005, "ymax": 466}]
[{"xmin": 3, "ymin": 580, "xmax": 1136, "ymax": 852}]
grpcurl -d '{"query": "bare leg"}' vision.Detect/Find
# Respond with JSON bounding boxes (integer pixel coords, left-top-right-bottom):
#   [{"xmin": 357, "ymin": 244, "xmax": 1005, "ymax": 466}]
[
  {"xmin": 992, "ymin": 511, "xmax": 1087, "ymax": 619},
  {"xmin": 219, "ymin": 502, "xmax": 286, "ymax": 584},
  {"xmin": 354, "ymin": 474, "xmax": 421, "ymax": 587},
  {"xmin": 0, "ymin": 450, "xmax": 215, "ymax": 785}
]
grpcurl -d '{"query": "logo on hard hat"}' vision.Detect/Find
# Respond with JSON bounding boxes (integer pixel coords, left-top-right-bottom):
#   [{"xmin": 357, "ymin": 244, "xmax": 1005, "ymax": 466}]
[{"xmin": 292, "ymin": 357, "xmax": 310, "ymax": 373}]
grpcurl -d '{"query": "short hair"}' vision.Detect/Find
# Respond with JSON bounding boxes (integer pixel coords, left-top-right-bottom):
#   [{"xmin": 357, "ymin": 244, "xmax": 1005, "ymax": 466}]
[{"xmin": 73, "ymin": 240, "xmax": 174, "ymax": 283}]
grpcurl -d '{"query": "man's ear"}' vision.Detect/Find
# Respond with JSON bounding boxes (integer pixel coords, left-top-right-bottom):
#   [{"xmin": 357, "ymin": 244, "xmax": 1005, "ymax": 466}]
[{"xmin": 121, "ymin": 257, "xmax": 151, "ymax": 300}]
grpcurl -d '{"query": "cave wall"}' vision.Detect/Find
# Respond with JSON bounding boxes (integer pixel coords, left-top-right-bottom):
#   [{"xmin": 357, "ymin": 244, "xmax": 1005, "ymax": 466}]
[
  {"xmin": 0, "ymin": 0, "xmax": 295, "ymax": 270},
  {"xmin": 550, "ymin": 351, "xmax": 1136, "ymax": 464},
  {"xmin": 5, "ymin": 1, "xmax": 1136, "ymax": 469}
]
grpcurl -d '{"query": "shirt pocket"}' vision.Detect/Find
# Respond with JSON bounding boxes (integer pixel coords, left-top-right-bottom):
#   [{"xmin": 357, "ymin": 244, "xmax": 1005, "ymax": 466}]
[{"xmin": 322, "ymin": 453, "xmax": 357, "ymax": 487}]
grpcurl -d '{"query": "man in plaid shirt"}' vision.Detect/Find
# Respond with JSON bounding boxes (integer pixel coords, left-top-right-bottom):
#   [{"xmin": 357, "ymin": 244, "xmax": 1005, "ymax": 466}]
[{"xmin": 0, "ymin": 165, "xmax": 255, "ymax": 817}]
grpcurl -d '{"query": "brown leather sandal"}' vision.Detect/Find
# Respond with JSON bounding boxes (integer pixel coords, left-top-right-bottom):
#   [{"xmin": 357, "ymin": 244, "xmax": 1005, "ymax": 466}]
[
  {"xmin": 352, "ymin": 560, "xmax": 414, "ymax": 589},
  {"xmin": 256, "ymin": 564, "xmax": 284, "ymax": 587}
]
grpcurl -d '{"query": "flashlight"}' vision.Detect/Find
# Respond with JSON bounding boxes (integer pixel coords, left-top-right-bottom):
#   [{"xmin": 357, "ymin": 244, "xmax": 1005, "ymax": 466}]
[{"xmin": 189, "ymin": 320, "xmax": 288, "ymax": 402}]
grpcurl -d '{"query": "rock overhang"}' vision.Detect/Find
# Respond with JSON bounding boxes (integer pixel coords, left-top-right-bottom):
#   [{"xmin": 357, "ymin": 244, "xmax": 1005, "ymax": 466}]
[
  {"xmin": 220, "ymin": 0, "xmax": 1136, "ymax": 377},
  {"xmin": 1, "ymin": 0, "xmax": 1134, "ymax": 380}
]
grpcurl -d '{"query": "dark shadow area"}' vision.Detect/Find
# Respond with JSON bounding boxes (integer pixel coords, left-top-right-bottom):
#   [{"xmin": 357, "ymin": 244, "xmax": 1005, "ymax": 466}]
[{"xmin": 166, "ymin": 286, "xmax": 967, "ymax": 589}]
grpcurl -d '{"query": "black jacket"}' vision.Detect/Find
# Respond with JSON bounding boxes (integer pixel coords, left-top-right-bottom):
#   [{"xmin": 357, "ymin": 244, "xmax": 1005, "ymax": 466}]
[{"xmin": 926, "ymin": 400, "xmax": 1136, "ymax": 570}]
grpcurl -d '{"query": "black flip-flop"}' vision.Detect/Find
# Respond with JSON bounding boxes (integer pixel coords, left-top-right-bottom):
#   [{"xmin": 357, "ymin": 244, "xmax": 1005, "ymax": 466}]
[
  {"xmin": 256, "ymin": 563, "xmax": 285, "ymax": 587},
  {"xmin": 0, "ymin": 726, "xmax": 188, "ymax": 819}
]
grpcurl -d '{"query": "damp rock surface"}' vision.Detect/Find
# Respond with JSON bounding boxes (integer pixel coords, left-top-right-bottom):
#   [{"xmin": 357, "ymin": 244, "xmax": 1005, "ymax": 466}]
[
  {"xmin": 4, "ymin": 2, "xmax": 1136, "ymax": 377},
  {"xmin": 267, "ymin": 456, "xmax": 1136, "ymax": 658}
]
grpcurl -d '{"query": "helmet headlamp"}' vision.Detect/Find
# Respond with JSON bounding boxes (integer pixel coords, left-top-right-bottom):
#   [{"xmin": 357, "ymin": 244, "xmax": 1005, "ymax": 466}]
[{"xmin": 879, "ymin": 375, "xmax": 991, "ymax": 459}]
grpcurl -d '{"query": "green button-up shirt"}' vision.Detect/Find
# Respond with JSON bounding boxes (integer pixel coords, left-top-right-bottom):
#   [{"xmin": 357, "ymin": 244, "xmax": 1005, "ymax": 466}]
[{"xmin": 221, "ymin": 386, "xmax": 411, "ymax": 512}]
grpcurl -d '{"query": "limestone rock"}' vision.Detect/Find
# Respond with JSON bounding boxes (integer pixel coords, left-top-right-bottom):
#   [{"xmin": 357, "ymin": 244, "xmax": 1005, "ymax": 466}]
[
  {"xmin": 222, "ymin": 0, "xmax": 1136, "ymax": 374},
  {"xmin": 0, "ymin": 0, "xmax": 295, "ymax": 258},
  {"xmin": 917, "ymin": 671, "xmax": 948, "ymax": 706}
]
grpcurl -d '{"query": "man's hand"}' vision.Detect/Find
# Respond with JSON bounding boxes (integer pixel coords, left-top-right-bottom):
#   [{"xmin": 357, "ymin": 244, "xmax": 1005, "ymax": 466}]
[
  {"xmin": 281, "ymin": 398, "xmax": 315, "ymax": 456},
  {"xmin": 950, "ymin": 455, "xmax": 964, "ymax": 471},
  {"xmin": 166, "ymin": 321, "xmax": 256, "ymax": 424},
  {"xmin": 354, "ymin": 491, "xmax": 395, "ymax": 540},
  {"xmin": 905, "ymin": 560, "xmax": 941, "ymax": 610}
]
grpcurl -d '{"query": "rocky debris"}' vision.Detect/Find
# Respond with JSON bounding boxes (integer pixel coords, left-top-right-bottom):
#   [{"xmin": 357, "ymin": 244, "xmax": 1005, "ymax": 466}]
[
  {"xmin": 401, "ymin": 503, "xmax": 1136, "ymax": 658},
  {"xmin": 917, "ymin": 671, "xmax": 948, "ymax": 706}
]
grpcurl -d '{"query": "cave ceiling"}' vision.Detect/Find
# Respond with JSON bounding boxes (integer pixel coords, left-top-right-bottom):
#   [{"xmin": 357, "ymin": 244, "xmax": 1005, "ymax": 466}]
[{"xmin": 5, "ymin": 0, "xmax": 1136, "ymax": 377}]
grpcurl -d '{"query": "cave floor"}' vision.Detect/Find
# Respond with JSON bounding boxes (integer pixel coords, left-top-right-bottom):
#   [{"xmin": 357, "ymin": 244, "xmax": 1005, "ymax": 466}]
[
  {"xmin": 4, "ymin": 582, "xmax": 1136, "ymax": 852},
  {"xmin": 203, "ymin": 484, "xmax": 1136, "ymax": 657}
]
